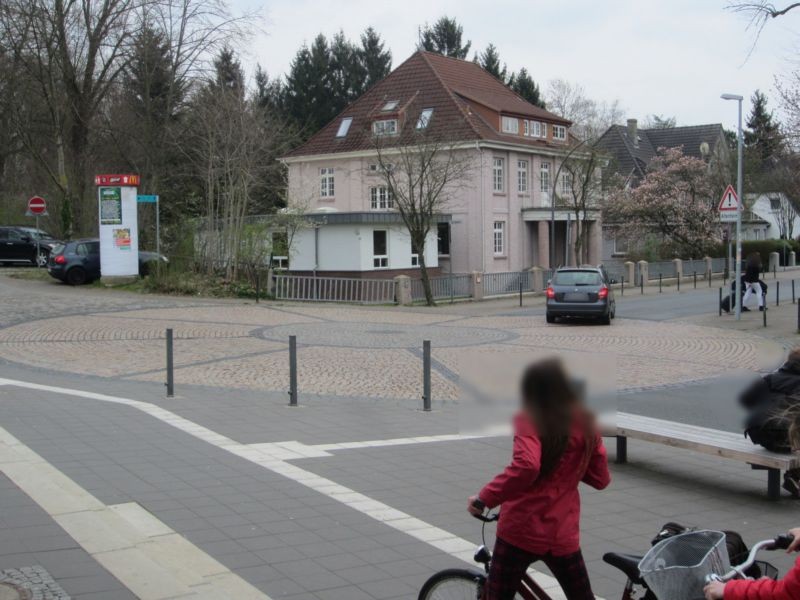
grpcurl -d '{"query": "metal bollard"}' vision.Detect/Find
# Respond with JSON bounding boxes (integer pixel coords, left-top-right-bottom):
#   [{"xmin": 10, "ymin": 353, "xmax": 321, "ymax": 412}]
[
  {"xmin": 640, "ymin": 275, "xmax": 644, "ymax": 295},
  {"xmin": 763, "ymin": 303, "xmax": 767, "ymax": 328},
  {"xmin": 621, "ymin": 275, "xmax": 624, "ymax": 296},
  {"xmin": 422, "ymin": 340, "xmax": 432, "ymax": 412},
  {"xmin": 165, "ymin": 328, "xmax": 174, "ymax": 397},
  {"xmin": 288, "ymin": 335, "xmax": 298, "ymax": 406},
  {"xmin": 694, "ymin": 271, "xmax": 697, "ymax": 289},
  {"xmin": 677, "ymin": 273, "xmax": 680, "ymax": 292},
  {"xmin": 777, "ymin": 281, "xmax": 780, "ymax": 307},
  {"xmin": 659, "ymin": 273, "xmax": 662, "ymax": 293},
  {"xmin": 718, "ymin": 287, "xmax": 722, "ymax": 316}
]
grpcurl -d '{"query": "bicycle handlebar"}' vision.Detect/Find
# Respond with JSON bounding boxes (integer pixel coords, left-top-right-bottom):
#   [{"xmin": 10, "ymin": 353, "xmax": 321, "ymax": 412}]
[
  {"xmin": 707, "ymin": 534, "xmax": 795, "ymax": 584},
  {"xmin": 470, "ymin": 498, "xmax": 499, "ymax": 523}
]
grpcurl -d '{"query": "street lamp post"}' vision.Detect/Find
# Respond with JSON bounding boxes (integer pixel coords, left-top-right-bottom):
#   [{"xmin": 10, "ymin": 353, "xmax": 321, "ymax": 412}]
[{"xmin": 721, "ymin": 93, "xmax": 744, "ymax": 320}]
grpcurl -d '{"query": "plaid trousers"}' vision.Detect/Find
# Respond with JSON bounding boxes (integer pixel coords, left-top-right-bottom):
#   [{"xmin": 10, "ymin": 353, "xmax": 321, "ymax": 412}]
[{"xmin": 485, "ymin": 537, "xmax": 595, "ymax": 600}]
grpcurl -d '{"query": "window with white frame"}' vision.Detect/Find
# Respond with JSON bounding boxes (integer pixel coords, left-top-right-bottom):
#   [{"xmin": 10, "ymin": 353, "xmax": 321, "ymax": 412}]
[
  {"xmin": 501, "ymin": 116, "xmax": 519, "ymax": 134},
  {"xmin": 372, "ymin": 119, "xmax": 398, "ymax": 136},
  {"xmin": 336, "ymin": 117, "xmax": 353, "ymax": 138},
  {"xmin": 382, "ymin": 100, "xmax": 399, "ymax": 111},
  {"xmin": 370, "ymin": 186, "xmax": 393, "ymax": 210},
  {"xmin": 553, "ymin": 125, "xmax": 567, "ymax": 141},
  {"xmin": 523, "ymin": 120, "xmax": 530, "ymax": 136},
  {"xmin": 560, "ymin": 172, "xmax": 573, "ymax": 195},
  {"xmin": 531, "ymin": 121, "xmax": 541, "ymax": 137},
  {"xmin": 540, "ymin": 162, "xmax": 550, "ymax": 193},
  {"xmin": 540, "ymin": 122, "xmax": 547, "ymax": 138},
  {"xmin": 416, "ymin": 108, "xmax": 434, "ymax": 129},
  {"xmin": 411, "ymin": 238, "xmax": 421, "ymax": 267},
  {"xmin": 517, "ymin": 160, "xmax": 529, "ymax": 193},
  {"xmin": 373, "ymin": 230, "xmax": 388, "ymax": 268},
  {"xmin": 492, "ymin": 157, "xmax": 505, "ymax": 193},
  {"xmin": 493, "ymin": 221, "xmax": 505, "ymax": 255},
  {"xmin": 320, "ymin": 167, "xmax": 335, "ymax": 198}
]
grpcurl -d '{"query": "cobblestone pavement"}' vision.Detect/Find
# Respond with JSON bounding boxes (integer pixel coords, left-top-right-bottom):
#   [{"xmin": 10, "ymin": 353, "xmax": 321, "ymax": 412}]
[{"xmin": 0, "ymin": 276, "xmax": 786, "ymax": 401}]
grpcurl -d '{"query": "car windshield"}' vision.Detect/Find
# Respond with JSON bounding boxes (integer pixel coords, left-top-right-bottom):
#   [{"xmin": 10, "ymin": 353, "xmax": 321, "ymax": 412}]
[
  {"xmin": 20, "ymin": 228, "xmax": 53, "ymax": 240},
  {"xmin": 553, "ymin": 271, "xmax": 602, "ymax": 286}
]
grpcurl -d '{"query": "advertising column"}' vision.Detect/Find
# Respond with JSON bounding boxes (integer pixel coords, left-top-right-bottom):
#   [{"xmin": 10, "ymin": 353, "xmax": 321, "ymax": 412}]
[{"xmin": 95, "ymin": 174, "xmax": 140, "ymax": 280}]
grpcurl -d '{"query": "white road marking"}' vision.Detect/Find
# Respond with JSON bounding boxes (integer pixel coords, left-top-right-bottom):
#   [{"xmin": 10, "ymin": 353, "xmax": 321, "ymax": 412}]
[
  {"xmin": 0, "ymin": 377, "xmax": 579, "ymax": 599},
  {"xmin": 0, "ymin": 424, "xmax": 271, "ymax": 600}
]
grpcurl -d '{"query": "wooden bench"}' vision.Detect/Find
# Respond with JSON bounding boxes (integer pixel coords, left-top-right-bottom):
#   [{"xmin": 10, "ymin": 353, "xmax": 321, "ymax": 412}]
[{"xmin": 610, "ymin": 412, "xmax": 800, "ymax": 500}]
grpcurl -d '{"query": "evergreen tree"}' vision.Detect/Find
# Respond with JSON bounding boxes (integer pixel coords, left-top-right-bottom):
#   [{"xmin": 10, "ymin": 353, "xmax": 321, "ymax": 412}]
[
  {"xmin": 475, "ymin": 44, "xmax": 507, "ymax": 82},
  {"xmin": 329, "ymin": 31, "xmax": 362, "ymax": 106},
  {"xmin": 358, "ymin": 27, "xmax": 392, "ymax": 91},
  {"xmin": 254, "ymin": 65, "xmax": 283, "ymax": 113},
  {"xmin": 211, "ymin": 46, "xmax": 244, "ymax": 98},
  {"xmin": 510, "ymin": 68, "xmax": 545, "ymax": 108},
  {"xmin": 419, "ymin": 17, "xmax": 471, "ymax": 59},
  {"xmin": 283, "ymin": 35, "xmax": 334, "ymax": 134},
  {"xmin": 745, "ymin": 90, "xmax": 782, "ymax": 164}
]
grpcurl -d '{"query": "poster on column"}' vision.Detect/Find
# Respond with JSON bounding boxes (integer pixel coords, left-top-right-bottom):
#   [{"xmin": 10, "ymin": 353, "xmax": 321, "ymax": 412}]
[{"xmin": 97, "ymin": 183, "xmax": 139, "ymax": 276}]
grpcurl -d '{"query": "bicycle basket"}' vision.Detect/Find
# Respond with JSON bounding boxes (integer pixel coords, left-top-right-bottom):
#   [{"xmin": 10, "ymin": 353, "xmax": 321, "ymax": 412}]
[{"xmin": 638, "ymin": 530, "xmax": 730, "ymax": 600}]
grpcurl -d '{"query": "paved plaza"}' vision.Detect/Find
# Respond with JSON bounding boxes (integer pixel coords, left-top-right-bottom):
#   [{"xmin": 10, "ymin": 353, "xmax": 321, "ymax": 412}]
[{"xmin": 0, "ymin": 273, "xmax": 799, "ymax": 599}]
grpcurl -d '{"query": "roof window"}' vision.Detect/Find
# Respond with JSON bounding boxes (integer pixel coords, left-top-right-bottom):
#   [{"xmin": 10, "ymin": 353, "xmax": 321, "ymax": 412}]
[
  {"xmin": 336, "ymin": 117, "xmax": 353, "ymax": 138},
  {"xmin": 382, "ymin": 100, "xmax": 399, "ymax": 111},
  {"xmin": 416, "ymin": 108, "xmax": 434, "ymax": 129}
]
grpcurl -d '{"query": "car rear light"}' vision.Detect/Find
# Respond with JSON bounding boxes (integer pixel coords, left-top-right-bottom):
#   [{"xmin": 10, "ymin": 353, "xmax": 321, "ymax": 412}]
[
  {"xmin": 598, "ymin": 286, "xmax": 609, "ymax": 299},
  {"xmin": 545, "ymin": 287, "xmax": 555, "ymax": 299},
  {"xmin": 54, "ymin": 255, "xmax": 66, "ymax": 265}
]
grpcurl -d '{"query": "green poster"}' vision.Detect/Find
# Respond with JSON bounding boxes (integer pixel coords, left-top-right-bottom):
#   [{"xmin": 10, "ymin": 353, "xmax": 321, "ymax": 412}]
[{"xmin": 99, "ymin": 187, "xmax": 122, "ymax": 225}]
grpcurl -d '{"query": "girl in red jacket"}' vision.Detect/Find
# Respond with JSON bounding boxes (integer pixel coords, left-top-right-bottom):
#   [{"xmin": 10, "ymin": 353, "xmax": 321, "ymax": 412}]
[
  {"xmin": 468, "ymin": 358, "xmax": 611, "ymax": 600},
  {"xmin": 704, "ymin": 528, "xmax": 800, "ymax": 599}
]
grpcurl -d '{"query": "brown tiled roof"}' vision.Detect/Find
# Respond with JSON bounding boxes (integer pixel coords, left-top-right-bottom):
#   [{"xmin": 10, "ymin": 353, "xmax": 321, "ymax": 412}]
[{"xmin": 284, "ymin": 51, "xmax": 571, "ymax": 158}]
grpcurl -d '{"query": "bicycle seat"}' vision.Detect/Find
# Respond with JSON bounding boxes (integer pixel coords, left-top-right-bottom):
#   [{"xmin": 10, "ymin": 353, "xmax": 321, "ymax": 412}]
[{"xmin": 603, "ymin": 552, "xmax": 644, "ymax": 584}]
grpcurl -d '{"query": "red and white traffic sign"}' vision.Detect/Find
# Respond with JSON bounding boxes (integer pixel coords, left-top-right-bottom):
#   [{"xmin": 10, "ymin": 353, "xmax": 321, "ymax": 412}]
[
  {"xmin": 718, "ymin": 185, "xmax": 739, "ymax": 222},
  {"xmin": 27, "ymin": 196, "xmax": 47, "ymax": 216}
]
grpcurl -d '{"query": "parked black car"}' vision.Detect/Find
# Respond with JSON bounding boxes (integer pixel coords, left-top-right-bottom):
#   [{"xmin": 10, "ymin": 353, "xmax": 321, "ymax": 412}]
[
  {"xmin": 47, "ymin": 238, "xmax": 168, "ymax": 285},
  {"xmin": 0, "ymin": 226, "xmax": 59, "ymax": 267},
  {"xmin": 545, "ymin": 266, "xmax": 616, "ymax": 325}
]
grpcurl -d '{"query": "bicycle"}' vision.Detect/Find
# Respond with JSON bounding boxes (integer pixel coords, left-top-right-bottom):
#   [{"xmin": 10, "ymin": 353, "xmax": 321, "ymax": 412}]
[{"xmin": 417, "ymin": 505, "xmax": 794, "ymax": 600}]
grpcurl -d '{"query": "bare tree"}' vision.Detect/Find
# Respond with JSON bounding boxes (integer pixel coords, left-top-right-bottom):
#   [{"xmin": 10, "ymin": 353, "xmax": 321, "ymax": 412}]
[
  {"xmin": 545, "ymin": 79, "xmax": 625, "ymax": 141},
  {"xmin": 372, "ymin": 112, "xmax": 471, "ymax": 306}
]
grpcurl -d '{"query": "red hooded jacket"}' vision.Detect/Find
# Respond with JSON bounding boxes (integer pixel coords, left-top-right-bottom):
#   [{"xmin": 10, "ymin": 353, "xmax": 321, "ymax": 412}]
[
  {"xmin": 479, "ymin": 412, "xmax": 610, "ymax": 556},
  {"xmin": 724, "ymin": 556, "xmax": 800, "ymax": 600}
]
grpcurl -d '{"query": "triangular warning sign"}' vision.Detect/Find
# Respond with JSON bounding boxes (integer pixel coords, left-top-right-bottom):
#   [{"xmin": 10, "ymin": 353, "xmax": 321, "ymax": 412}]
[{"xmin": 718, "ymin": 185, "xmax": 739, "ymax": 211}]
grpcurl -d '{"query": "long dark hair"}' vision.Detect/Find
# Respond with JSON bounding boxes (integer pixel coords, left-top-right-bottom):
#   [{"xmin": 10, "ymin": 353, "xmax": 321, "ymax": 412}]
[
  {"xmin": 746, "ymin": 252, "xmax": 762, "ymax": 268},
  {"xmin": 521, "ymin": 359, "xmax": 596, "ymax": 479}
]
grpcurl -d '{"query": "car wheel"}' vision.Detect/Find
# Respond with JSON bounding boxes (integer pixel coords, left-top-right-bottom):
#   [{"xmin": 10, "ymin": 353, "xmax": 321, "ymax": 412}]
[
  {"xmin": 600, "ymin": 312, "xmax": 611, "ymax": 325},
  {"xmin": 546, "ymin": 313, "xmax": 556, "ymax": 324},
  {"xmin": 66, "ymin": 267, "xmax": 87, "ymax": 286},
  {"xmin": 36, "ymin": 251, "xmax": 48, "ymax": 267}
]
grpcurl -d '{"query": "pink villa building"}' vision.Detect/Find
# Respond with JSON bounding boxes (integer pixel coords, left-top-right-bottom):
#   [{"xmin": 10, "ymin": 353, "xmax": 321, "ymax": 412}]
[{"xmin": 282, "ymin": 51, "xmax": 603, "ymax": 278}]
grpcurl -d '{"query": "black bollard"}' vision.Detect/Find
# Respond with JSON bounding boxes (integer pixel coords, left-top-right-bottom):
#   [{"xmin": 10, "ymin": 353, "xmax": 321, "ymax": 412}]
[
  {"xmin": 640, "ymin": 275, "xmax": 644, "ymax": 295},
  {"xmin": 777, "ymin": 281, "xmax": 780, "ymax": 307},
  {"xmin": 694, "ymin": 271, "xmax": 697, "ymax": 289},
  {"xmin": 165, "ymin": 328, "xmax": 174, "ymax": 397},
  {"xmin": 422, "ymin": 340, "xmax": 432, "ymax": 412},
  {"xmin": 659, "ymin": 273, "xmax": 662, "ymax": 293},
  {"xmin": 719, "ymin": 287, "xmax": 722, "ymax": 317},
  {"xmin": 621, "ymin": 275, "xmax": 624, "ymax": 296},
  {"xmin": 677, "ymin": 273, "xmax": 680, "ymax": 292},
  {"xmin": 763, "ymin": 303, "xmax": 768, "ymax": 328},
  {"xmin": 288, "ymin": 335, "xmax": 298, "ymax": 406}
]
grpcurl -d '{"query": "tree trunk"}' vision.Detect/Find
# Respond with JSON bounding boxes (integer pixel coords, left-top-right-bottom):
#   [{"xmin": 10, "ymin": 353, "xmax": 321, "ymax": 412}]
[{"xmin": 417, "ymin": 247, "xmax": 436, "ymax": 307}]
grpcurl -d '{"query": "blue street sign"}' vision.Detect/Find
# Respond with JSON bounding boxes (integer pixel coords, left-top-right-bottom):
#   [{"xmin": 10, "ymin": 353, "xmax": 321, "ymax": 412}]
[{"xmin": 137, "ymin": 194, "xmax": 159, "ymax": 204}]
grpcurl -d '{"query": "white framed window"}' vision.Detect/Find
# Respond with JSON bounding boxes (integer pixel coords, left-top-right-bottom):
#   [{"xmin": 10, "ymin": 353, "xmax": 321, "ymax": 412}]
[
  {"xmin": 523, "ymin": 120, "xmax": 530, "ymax": 136},
  {"xmin": 370, "ymin": 186, "xmax": 393, "ymax": 210},
  {"xmin": 372, "ymin": 119, "xmax": 398, "ymax": 136},
  {"xmin": 493, "ymin": 221, "xmax": 506, "ymax": 256},
  {"xmin": 541, "ymin": 122, "xmax": 547, "ymax": 138},
  {"xmin": 553, "ymin": 125, "xmax": 567, "ymax": 141},
  {"xmin": 382, "ymin": 100, "xmax": 399, "ymax": 111},
  {"xmin": 501, "ymin": 116, "xmax": 519, "ymax": 134},
  {"xmin": 320, "ymin": 167, "xmax": 335, "ymax": 198},
  {"xmin": 368, "ymin": 163, "xmax": 394, "ymax": 174},
  {"xmin": 417, "ymin": 108, "xmax": 434, "ymax": 129},
  {"xmin": 517, "ymin": 160, "xmax": 529, "ymax": 193},
  {"xmin": 492, "ymin": 157, "xmax": 505, "ymax": 193},
  {"xmin": 531, "ymin": 121, "xmax": 542, "ymax": 138},
  {"xmin": 336, "ymin": 117, "xmax": 353, "ymax": 138},
  {"xmin": 560, "ymin": 172, "xmax": 573, "ymax": 195},
  {"xmin": 373, "ymin": 230, "xmax": 388, "ymax": 268},
  {"xmin": 540, "ymin": 162, "xmax": 550, "ymax": 193},
  {"xmin": 411, "ymin": 238, "xmax": 421, "ymax": 267}
]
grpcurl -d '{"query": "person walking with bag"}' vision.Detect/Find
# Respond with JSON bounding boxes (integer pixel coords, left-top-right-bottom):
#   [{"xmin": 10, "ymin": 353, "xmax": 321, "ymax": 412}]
[{"xmin": 742, "ymin": 253, "xmax": 765, "ymax": 312}]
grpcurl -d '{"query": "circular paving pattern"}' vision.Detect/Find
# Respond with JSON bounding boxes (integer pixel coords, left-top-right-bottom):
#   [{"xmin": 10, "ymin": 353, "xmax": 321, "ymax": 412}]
[
  {"xmin": 0, "ymin": 303, "xmax": 785, "ymax": 400},
  {"xmin": 256, "ymin": 321, "xmax": 517, "ymax": 348}
]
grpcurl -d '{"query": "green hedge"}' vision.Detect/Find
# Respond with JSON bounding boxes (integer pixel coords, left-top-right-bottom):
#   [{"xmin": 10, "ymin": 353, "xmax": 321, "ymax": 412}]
[{"xmin": 709, "ymin": 239, "xmax": 799, "ymax": 266}]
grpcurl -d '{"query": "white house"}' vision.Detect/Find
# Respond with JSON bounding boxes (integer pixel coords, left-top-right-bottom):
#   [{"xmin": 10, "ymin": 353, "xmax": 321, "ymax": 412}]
[{"xmin": 744, "ymin": 192, "xmax": 800, "ymax": 241}]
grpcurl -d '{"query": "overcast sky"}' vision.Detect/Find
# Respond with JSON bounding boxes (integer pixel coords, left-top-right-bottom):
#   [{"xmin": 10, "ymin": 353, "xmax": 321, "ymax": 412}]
[{"xmin": 235, "ymin": 0, "xmax": 799, "ymax": 130}]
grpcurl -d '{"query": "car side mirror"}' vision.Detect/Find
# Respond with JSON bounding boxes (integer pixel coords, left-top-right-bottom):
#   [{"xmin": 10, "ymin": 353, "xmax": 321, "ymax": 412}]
[{"xmin": 20, "ymin": 236, "xmax": 31, "ymax": 242}]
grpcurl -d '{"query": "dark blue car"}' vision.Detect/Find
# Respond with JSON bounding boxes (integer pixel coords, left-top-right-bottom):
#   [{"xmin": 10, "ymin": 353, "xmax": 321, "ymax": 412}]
[{"xmin": 47, "ymin": 238, "xmax": 167, "ymax": 285}]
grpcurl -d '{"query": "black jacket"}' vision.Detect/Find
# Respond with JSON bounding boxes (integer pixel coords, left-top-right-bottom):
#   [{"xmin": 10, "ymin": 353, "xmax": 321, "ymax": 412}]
[
  {"xmin": 744, "ymin": 262, "xmax": 761, "ymax": 283},
  {"xmin": 740, "ymin": 361, "xmax": 800, "ymax": 410}
]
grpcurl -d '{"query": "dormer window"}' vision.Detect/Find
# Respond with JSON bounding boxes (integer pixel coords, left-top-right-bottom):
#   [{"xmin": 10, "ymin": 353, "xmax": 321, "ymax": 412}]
[
  {"xmin": 373, "ymin": 119, "xmax": 398, "ymax": 136},
  {"xmin": 382, "ymin": 100, "xmax": 399, "ymax": 111},
  {"xmin": 336, "ymin": 117, "xmax": 353, "ymax": 138},
  {"xmin": 501, "ymin": 116, "xmax": 519, "ymax": 134},
  {"xmin": 553, "ymin": 125, "xmax": 567, "ymax": 141},
  {"xmin": 416, "ymin": 108, "xmax": 434, "ymax": 129}
]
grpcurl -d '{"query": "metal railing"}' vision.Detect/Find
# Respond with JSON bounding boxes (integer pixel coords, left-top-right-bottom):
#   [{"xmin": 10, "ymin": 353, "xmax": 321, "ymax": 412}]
[
  {"xmin": 410, "ymin": 274, "xmax": 472, "ymax": 302},
  {"xmin": 274, "ymin": 275, "xmax": 396, "ymax": 304},
  {"xmin": 483, "ymin": 271, "xmax": 533, "ymax": 297},
  {"xmin": 712, "ymin": 257, "xmax": 727, "ymax": 274},
  {"xmin": 647, "ymin": 260, "xmax": 677, "ymax": 280}
]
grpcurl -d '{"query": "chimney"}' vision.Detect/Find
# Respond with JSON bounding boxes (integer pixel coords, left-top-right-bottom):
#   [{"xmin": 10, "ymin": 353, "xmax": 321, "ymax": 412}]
[{"xmin": 627, "ymin": 118, "xmax": 638, "ymax": 148}]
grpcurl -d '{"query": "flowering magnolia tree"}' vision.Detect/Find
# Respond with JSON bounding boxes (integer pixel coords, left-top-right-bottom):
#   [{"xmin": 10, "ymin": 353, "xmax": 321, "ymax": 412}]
[{"xmin": 604, "ymin": 147, "xmax": 720, "ymax": 257}]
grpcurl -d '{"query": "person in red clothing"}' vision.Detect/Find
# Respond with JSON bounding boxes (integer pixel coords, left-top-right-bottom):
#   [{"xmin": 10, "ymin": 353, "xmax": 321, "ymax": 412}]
[
  {"xmin": 467, "ymin": 358, "xmax": 611, "ymax": 600},
  {"xmin": 704, "ymin": 529, "xmax": 800, "ymax": 599}
]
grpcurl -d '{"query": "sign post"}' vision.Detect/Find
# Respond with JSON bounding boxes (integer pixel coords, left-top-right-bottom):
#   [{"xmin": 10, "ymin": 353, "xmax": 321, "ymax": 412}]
[
  {"xmin": 137, "ymin": 194, "xmax": 160, "ymax": 256},
  {"xmin": 718, "ymin": 183, "xmax": 741, "ymax": 317},
  {"xmin": 95, "ymin": 174, "xmax": 140, "ymax": 282},
  {"xmin": 26, "ymin": 196, "xmax": 48, "ymax": 268}
]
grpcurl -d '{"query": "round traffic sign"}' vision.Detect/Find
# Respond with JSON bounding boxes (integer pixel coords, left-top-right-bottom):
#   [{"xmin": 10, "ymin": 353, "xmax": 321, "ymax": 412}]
[{"xmin": 27, "ymin": 196, "xmax": 47, "ymax": 215}]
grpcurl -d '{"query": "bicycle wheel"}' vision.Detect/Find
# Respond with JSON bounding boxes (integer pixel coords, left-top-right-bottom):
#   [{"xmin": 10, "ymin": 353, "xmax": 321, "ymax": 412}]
[{"xmin": 418, "ymin": 568, "xmax": 484, "ymax": 600}]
